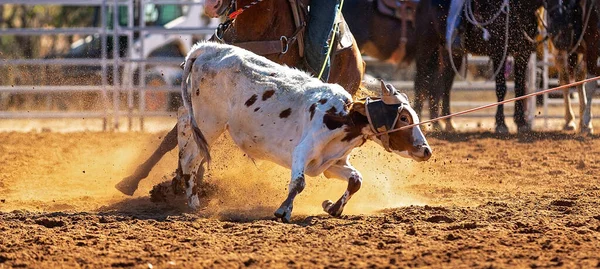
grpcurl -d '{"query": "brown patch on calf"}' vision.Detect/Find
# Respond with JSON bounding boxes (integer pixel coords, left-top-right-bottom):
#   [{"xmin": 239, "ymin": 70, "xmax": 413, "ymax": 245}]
[
  {"xmin": 245, "ymin": 94, "xmax": 258, "ymax": 107},
  {"xmin": 319, "ymin": 98, "xmax": 328, "ymax": 104},
  {"xmin": 323, "ymin": 107, "xmax": 345, "ymax": 130},
  {"xmin": 309, "ymin": 103, "xmax": 317, "ymax": 120},
  {"xmin": 196, "ymin": 88, "xmax": 200, "ymax": 96},
  {"xmin": 341, "ymin": 104, "xmax": 369, "ymax": 142},
  {"xmin": 262, "ymin": 89, "xmax": 275, "ymax": 101},
  {"xmin": 254, "ymin": 107, "xmax": 260, "ymax": 112},
  {"xmin": 279, "ymin": 108, "xmax": 292, "ymax": 118}
]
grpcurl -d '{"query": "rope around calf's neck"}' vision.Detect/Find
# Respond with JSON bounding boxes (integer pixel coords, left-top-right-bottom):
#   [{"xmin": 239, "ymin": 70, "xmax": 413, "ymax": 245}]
[{"xmin": 376, "ymin": 75, "xmax": 600, "ymax": 135}]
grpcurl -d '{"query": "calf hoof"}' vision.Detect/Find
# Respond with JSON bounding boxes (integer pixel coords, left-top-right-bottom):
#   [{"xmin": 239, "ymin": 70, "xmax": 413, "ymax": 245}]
[
  {"xmin": 115, "ymin": 177, "xmax": 139, "ymax": 196},
  {"xmin": 495, "ymin": 123, "xmax": 509, "ymax": 134},
  {"xmin": 322, "ymin": 200, "xmax": 343, "ymax": 217},
  {"xmin": 274, "ymin": 206, "xmax": 292, "ymax": 223}
]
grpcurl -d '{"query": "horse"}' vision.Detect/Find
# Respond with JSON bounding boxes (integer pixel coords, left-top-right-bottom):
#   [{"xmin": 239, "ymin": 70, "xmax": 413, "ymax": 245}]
[
  {"xmin": 546, "ymin": 0, "xmax": 598, "ymax": 134},
  {"xmin": 342, "ymin": 0, "xmax": 418, "ymax": 67},
  {"xmin": 414, "ymin": 0, "xmax": 543, "ymax": 133},
  {"xmin": 115, "ymin": 0, "xmax": 367, "ymax": 196}
]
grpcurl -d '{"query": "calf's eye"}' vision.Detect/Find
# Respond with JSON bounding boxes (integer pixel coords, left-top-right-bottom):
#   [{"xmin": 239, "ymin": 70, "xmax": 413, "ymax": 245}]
[{"xmin": 400, "ymin": 115, "xmax": 409, "ymax": 123}]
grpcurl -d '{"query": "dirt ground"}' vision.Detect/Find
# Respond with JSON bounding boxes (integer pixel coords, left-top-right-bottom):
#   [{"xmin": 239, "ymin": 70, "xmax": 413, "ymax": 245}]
[{"xmin": 1, "ymin": 128, "xmax": 599, "ymax": 268}]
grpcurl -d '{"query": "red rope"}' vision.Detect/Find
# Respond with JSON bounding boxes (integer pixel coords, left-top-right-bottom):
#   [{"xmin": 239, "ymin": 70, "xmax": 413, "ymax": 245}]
[
  {"xmin": 379, "ymin": 75, "xmax": 600, "ymax": 134},
  {"xmin": 228, "ymin": 0, "xmax": 266, "ymax": 19}
]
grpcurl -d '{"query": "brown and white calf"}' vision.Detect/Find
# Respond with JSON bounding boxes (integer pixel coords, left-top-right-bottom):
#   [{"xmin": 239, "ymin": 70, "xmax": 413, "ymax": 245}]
[{"xmin": 176, "ymin": 42, "xmax": 431, "ymax": 222}]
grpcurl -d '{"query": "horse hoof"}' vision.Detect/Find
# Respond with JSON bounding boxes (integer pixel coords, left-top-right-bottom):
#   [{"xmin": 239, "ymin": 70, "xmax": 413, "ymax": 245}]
[
  {"xmin": 563, "ymin": 122, "xmax": 576, "ymax": 131},
  {"xmin": 115, "ymin": 177, "xmax": 138, "ymax": 196},
  {"xmin": 274, "ymin": 207, "xmax": 292, "ymax": 223},
  {"xmin": 495, "ymin": 124, "xmax": 509, "ymax": 134},
  {"xmin": 445, "ymin": 123, "xmax": 456, "ymax": 133},
  {"xmin": 517, "ymin": 124, "xmax": 532, "ymax": 133},
  {"xmin": 580, "ymin": 126, "xmax": 594, "ymax": 135}
]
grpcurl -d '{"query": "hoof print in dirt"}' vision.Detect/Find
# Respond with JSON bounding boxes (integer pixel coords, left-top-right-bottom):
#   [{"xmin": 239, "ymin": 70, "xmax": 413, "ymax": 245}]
[
  {"xmin": 446, "ymin": 233, "xmax": 461, "ymax": 241},
  {"xmin": 35, "ymin": 218, "xmax": 65, "ymax": 228},
  {"xmin": 425, "ymin": 215, "xmax": 455, "ymax": 223},
  {"xmin": 550, "ymin": 200, "xmax": 576, "ymax": 207}
]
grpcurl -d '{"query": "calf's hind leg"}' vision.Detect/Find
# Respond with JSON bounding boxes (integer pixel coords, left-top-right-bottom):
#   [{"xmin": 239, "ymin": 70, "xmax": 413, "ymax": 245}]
[
  {"xmin": 322, "ymin": 158, "xmax": 362, "ymax": 217},
  {"xmin": 116, "ymin": 124, "xmax": 178, "ymax": 196},
  {"xmin": 177, "ymin": 107, "xmax": 225, "ymax": 210}
]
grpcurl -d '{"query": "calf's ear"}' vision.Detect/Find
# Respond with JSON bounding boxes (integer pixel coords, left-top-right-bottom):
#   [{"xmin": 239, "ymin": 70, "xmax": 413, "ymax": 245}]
[{"xmin": 352, "ymin": 102, "xmax": 367, "ymax": 116}]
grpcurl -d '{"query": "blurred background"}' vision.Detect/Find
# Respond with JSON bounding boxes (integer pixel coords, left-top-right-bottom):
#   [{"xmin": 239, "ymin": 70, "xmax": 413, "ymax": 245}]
[{"xmin": 0, "ymin": 0, "xmax": 598, "ymax": 132}]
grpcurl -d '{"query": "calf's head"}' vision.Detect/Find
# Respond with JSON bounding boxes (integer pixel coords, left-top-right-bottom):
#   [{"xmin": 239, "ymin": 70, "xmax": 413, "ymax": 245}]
[{"xmin": 357, "ymin": 81, "xmax": 431, "ymax": 162}]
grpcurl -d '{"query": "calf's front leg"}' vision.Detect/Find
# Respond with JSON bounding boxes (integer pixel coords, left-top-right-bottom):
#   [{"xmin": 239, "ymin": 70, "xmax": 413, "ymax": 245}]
[
  {"xmin": 274, "ymin": 142, "xmax": 310, "ymax": 223},
  {"xmin": 322, "ymin": 158, "xmax": 362, "ymax": 217}
]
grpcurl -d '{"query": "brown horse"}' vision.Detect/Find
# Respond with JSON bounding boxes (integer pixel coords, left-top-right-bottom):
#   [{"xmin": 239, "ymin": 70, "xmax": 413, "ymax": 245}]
[
  {"xmin": 342, "ymin": 0, "xmax": 417, "ymax": 67},
  {"xmin": 115, "ymin": 0, "xmax": 367, "ymax": 196},
  {"xmin": 547, "ymin": 0, "xmax": 598, "ymax": 134}
]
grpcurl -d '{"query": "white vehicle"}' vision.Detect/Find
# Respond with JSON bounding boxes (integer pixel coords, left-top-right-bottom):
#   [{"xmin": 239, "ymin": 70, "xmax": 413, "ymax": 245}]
[{"xmin": 57, "ymin": 0, "xmax": 219, "ymax": 111}]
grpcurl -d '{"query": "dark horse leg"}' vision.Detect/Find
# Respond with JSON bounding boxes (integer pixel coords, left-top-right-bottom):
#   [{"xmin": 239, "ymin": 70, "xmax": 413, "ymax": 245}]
[
  {"xmin": 414, "ymin": 38, "xmax": 442, "ymax": 129},
  {"xmin": 116, "ymin": 124, "xmax": 178, "ymax": 195},
  {"xmin": 427, "ymin": 48, "xmax": 443, "ymax": 130},
  {"xmin": 513, "ymin": 52, "xmax": 532, "ymax": 132},
  {"xmin": 492, "ymin": 52, "xmax": 509, "ymax": 134},
  {"xmin": 438, "ymin": 49, "xmax": 464, "ymax": 132}
]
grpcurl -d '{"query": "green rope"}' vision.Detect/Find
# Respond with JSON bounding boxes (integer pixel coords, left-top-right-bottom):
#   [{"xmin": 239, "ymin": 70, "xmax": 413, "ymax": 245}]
[{"xmin": 317, "ymin": 0, "xmax": 345, "ymax": 81}]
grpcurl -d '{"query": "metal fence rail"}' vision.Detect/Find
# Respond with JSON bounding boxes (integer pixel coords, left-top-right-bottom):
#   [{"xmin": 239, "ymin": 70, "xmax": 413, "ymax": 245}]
[{"xmin": 0, "ymin": 0, "xmax": 217, "ymax": 131}]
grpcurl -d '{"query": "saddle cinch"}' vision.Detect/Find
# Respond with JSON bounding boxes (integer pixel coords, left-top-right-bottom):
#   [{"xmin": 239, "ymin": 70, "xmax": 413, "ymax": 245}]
[
  {"xmin": 377, "ymin": 0, "xmax": 418, "ymax": 21},
  {"xmin": 376, "ymin": 0, "xmax": 418, "ymax": 64}
]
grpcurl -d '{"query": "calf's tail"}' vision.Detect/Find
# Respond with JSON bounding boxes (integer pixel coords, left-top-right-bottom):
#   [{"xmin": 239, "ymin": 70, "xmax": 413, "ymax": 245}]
[{"xmin": 180, "ymin": 48, "xmax": 211, "ymax": 165}]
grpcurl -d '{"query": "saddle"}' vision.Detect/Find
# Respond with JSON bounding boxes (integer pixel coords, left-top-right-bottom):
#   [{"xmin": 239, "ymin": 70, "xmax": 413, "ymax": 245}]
[
  {"xmin": 375, "ymin": 0, "xmax": 419, "ymax": 64},
  {"xmin": 376, "ymin": 0, "xmax": 418, "ymax": 21}
]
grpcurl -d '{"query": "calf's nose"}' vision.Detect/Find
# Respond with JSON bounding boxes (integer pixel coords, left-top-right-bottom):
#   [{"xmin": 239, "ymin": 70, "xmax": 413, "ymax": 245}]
[{"xmin": 422, "ymin": 147, "xmax": 432, "ymax": 160}]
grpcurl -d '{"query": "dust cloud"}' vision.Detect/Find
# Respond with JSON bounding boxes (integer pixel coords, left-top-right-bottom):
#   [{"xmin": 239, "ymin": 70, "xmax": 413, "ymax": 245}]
[{"xmin": 1, "ymin": 130, "xmax": 433, "ymax": 220}]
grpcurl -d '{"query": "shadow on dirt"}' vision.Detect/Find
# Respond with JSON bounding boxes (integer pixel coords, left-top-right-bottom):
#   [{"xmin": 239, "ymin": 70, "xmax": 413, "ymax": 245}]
[
  {"xmin": 96, "ymin": 195, "xmax": 282, "ymax": 223},
  {"xmin": 428, "ymin": 131, "xmax": 598, "ymax": 143}
]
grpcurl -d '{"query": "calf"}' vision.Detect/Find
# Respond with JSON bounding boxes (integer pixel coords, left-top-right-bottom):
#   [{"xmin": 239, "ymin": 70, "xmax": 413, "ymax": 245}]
[{"xmin": 177, "ymin": 42, "xmax": 431, "ymax": 222}]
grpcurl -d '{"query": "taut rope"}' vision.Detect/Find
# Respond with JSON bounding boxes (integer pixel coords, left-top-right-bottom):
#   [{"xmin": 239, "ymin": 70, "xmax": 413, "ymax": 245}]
[{"xmin": 376, "ymin": 75, "xmax": 600, "ymax": 135}]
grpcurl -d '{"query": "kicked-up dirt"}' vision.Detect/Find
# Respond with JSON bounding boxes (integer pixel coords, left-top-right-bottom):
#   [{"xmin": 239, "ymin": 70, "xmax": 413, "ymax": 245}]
[{"xmin": 1, "ymin": 130, "xmax": 600, "ymax": 268}]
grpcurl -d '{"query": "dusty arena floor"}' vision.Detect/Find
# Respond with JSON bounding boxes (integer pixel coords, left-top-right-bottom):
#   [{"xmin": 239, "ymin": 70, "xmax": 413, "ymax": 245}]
[{"xmin": 1, "ymin": 127, "xmax": 599, "ymax": 268}]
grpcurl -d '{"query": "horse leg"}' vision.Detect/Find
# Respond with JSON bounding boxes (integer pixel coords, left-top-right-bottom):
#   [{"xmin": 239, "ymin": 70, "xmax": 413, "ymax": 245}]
[
  {"xmin": 115, "ymin": 123, "xmax": 178, "ymax": 195},
  {"xmin": 413, "ymin": 56, "xmax": 431, "ymax": 120},
  {"xmin": 580, "ymin": 74, "xmax": 596, "ymax": 135},
  {"xmin": 580, "ymin": 29, "xmax": 599, "ymax": 135},
  {"xmin": 322, "ymin": 158, "xmax": 362, "ymax": 217},
  {"xmin": 513, "ymin": 53, "xmax": 531, "ymax": 133},
  {"xmin": 423, "ymin": 49, "xmax": 444, "ymax": 130},
  {"xmin": 492, "ymin": 54, "xmax": 509, "ymax": 134},
  {"xmin": 558, "ymin": 52, "xmax": 577, "ymax": 130},
  {"xmin": 439, "ymin": 51, "xmax": 463, "ymax": 132},
  {"xmin": 414, "ymin": 4, "xmax": 440, "ymax": 125}
]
